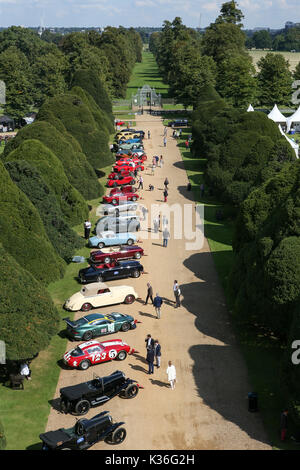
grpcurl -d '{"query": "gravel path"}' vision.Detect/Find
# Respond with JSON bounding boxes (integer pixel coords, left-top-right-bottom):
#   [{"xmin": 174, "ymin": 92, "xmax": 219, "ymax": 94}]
[{"xmin": 45, "ymin": 112, "xmax": 271, "ymax": 450}]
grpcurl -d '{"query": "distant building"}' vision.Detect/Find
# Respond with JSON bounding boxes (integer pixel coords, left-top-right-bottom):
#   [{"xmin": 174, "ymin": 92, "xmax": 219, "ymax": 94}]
[{"xmin": 285, "ymin": 21, "xmax": 300, "ymax": 29}]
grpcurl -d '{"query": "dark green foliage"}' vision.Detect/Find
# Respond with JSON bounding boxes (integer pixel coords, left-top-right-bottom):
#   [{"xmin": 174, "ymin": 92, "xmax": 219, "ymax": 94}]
[
  {"xmin": 0, "ymin": 243, "xmax": 60, "ymax": 360},
  {"xmin": 0, "ymin": 419, "xmax": 6, "ymax": 450},
  {"xmin": 5, "ymin": 160, "xmax": 84, "ymax": 262},
  {"xmin": 3, "ymin": 120, "xmax": 103, "ymax": 200},
  {"xmin": 2, "ymin": 139, "xmax": 88, "ymax": 225},
  {"xmin": 0, "ymin": 161, "xmax": 65, "ymax": 284},
  {"xmin": 37, "ymin": 93, "xmax": 114, "ymax": 169}
]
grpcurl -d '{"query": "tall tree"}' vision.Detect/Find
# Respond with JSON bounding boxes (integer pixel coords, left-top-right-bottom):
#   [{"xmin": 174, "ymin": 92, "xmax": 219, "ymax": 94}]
[{"xmin": 257, "ymin": 53, "xmax": 293, "ymax": 106}]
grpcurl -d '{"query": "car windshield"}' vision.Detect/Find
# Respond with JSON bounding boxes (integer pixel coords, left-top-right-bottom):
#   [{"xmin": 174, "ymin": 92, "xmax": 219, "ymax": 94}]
[
  {"xmin": 75, "ymin": 317, "xmax": 88, "ymax": 326},
  {"xmin": 106, "ymin": 313, "xmax": 124, "ymax": 321},
  {"xmin": 71, "ymin": 347, "xmax": 84, "ymax": 357}
]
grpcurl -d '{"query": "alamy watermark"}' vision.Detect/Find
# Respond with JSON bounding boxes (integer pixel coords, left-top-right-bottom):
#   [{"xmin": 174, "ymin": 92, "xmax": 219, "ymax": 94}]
[
  {"xmin": 0, "ymin": 80, "xmax": 6, "ymax": 105},
  {"xmin": 0, "ymin": 340, "xmax": 6, "ymax": 364},
  {"xmin": 95, "ymin": 201, "xmax": 204, "ymax": 251}
]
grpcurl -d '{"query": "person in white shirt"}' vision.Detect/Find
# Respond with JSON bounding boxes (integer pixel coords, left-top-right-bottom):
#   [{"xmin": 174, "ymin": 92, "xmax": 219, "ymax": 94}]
[
  {"xmin": 173, "ymin": 280, "xmax": 181, "ymax": 308},
  {"xmin": 84, "ymin": 220, "xmax": 92, "ymax": 240},
  {"xmin": 166, "ymin": 361, "xmax": 176, "ymax": 389},
  {"xmin": 20, "ymin": 362, "xmax": 31, "ymax": 380}
]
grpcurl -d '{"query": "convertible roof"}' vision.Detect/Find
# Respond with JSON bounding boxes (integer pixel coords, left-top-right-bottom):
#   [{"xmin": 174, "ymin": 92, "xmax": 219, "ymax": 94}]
[{"xmin": 80, "ymin": 282, "xmax": 108, "ymax": 295}]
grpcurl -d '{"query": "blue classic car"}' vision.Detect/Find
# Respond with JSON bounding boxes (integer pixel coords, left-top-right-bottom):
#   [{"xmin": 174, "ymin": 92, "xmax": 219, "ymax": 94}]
[
  {"xmin": 88, "ymin": 231, "xmax": 137, "ymax": 249},
  {"xmin": 118, "ymin": 138, "xmax": 142, "ymax": 145}
]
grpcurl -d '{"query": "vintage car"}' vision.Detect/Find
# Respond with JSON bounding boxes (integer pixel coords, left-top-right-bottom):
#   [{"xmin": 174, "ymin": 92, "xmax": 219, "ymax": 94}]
[
  {"xmin": 131, "ymin": 151, "xmax": 147, "ymax": 161},
  {"xmin": 168, "ymin": 119, "xmax": 189, "ymax": 127},
  {"xmin": 78, "ymin": 259, "xmax": 143, "ymax": 284},
  {"xmin": 114, "ymin": 157, "xmax": 141, "ymax": 165},
  {"xmin": 40, "ymin": 411, "xmax": 126, "ymax": 449},
  {"xmin": 107, "ymin": 175, "xmax": 135, "ymax": 188},
  {"xmin": 116, "ymin": 129, "xmax": 144, "ymax": 138},
  {"xmin": 103, "ymin": 191, "xmax": 139, "ymax": 205},
  {"xmin": 113, "ymin": 162, "xmax": 144, "ymax": 172},
  {"xmin": 60, "ymin": 371, "xmax": 141, "ymax": 416},
  {"xmin": 117, "ymin": 138, "xmax": 142, "ymax": 145},
  {"xmin": 116, "ymin": 149, "xmax": 145, "ymax": 158},
  {"xmin": 99, "ymin": 201, "xmax": 139, "ymax": 216},
  {"xmin": 63, "ymin": 338, "xmax": 134, "ymax": 370},
  {"xmin": 64, "ymin": 282, "xmax": 138, "ymax": 312},
  {"xmin": 117, "ymin": 143, "xmax": 144, "ymax": 151},
  {"xmin": 94, "ymin": 213, "xmax": 140, "ymax": 234},
  {"xmin": 88, "ymin": 231, "xmax": 137, "ymax": 249},
  {"xmin": 63, "ymin": 312, "xmax": 137, "ymax": 341},
  {"xmin": 90, "ymin": 245, "xmax": 143, "ymax": 264},
  {"xmin": 114, "ymin": 133, "xmax": 140, "ymax": 142},
  {"xmin": 115, "ymin": 120, "xmax": 125, "ymax": 126},
  {"xmin": 108, "ymin": 169, "xmax": 134, "ymax": 179}
]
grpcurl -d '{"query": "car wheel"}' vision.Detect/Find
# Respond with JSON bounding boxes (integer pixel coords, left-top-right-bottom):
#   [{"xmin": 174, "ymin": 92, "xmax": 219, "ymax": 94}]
[
  {"xmin": 132, "ymin": 196, "xmax": 137, "ymax": 201},
  {"xmin": 112, "ymin": 199, "xmax": 117, "ymax": 205},
  {"xmin": 97, "ymin": 275, "xmax": 103, "ymax": 282},
  {"xmin": 121, "ymin": 322, "xmax": 130, "ymax": 332},
  {"xmin": 60, "ymin": 399, "xmax": 69, "ymax": 413},
  {"xmin": 74, "ymin": 399, "xmax": 90, "ymax": 416},
  {"xmin": 124, "ymin": 294, "xmax": 135, "ymax": 304},
  {"xmin": 117, "ymin": 350, "xmax": 127, "ymax": 361},
  {"xmin": 113, "ymin": 182, "xmax": 118, "ymax": 187},
  {"xmin": 106, "ymin": 427, "xmax": 127, "ymax": 445},
  {"xmin": 83, "ymin": 331, "xmax": 93, "ymax": 341},
  {"xmin": 124, "ymin": 383, "xmax": 139, "ymax": 399},
  {"xmin": 79, "ymin": 360, "xmax": 91, "ymax": 371},
  {"xmin": 104, "ymin": 256, "xmax": 111, "ymax": 264},
  {"xmin": 127, "ymin": 238, "xmax": 134, "ymax": 246},
  {"xmin": 81, "ymin": 303, "xmax": 92, "ymax": 312},
  {"xmin": 132, "ymin": 270, "xmax": 140, "ymax": 278},
  {"xmin": 134, "ymin": 252, "xmax": 141, "ymax": 259},
  {"xmin": 98, "ymin": 242, "xmax": 105, "ymax": 249}
]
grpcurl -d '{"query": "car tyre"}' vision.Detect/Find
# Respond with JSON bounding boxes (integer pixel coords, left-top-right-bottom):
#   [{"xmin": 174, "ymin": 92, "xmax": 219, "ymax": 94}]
[
  {"xmin": 117, "ymin": 350, "xmax": 127, "ymax": 361},
  {"xmin": 132, "ymin": 196, "xmax": 137, "ymax": 201},
  {"xmin": 120, "ymin": 322, "xmax": 130, "ymax": 332},
  {"xmin": 124, "ymin": 383, "xmax": 139, "ymax": 399},
  {"xmin": 83, "ymin": 331, "xmax": 93, "ymax": 341},
  {"xmin": 104, "ymin": 256, "xmax": 111, "ymax": 264},
  {"xmin": 97, "ymin": 275, "xmax": 103, "ymax": 282},
  {"xmin": 112, "ymin": 199, "xmax": 117, "ymax": 205},
  {"xmin": 132, "ymin": 270, "xmax": 140, "ymax": 278},
  {"xmin": 134, "ymin": 252, "xmax": 141, "ymax": 259},
  {"xmin": 74, "ymin": 399, "xmax": 90, "ymax": 416},
  {"xmin": 127, "ymin": 238, "xmax": 134, "ymax": 246},
  {"xmin": 98, "ymin": 242, "xmax": 105, "ymax": 249},
  {"xmin": 124, "ymin": 294, "xmax": 135, "ymax": 304},
  {"xmin": 106, "ymin": 427, "xmax": 127, "ymax": 445},
  {"xmin": 79, "ymin": 360, "xmax": 91, "ymax": 371},
  {"xmin": 81, "ymin": 303, "xmax": 92, "ymax": 312},
  {"xmin": 113, "ymin": 182, "xmax": 118, "ymax": 187}
]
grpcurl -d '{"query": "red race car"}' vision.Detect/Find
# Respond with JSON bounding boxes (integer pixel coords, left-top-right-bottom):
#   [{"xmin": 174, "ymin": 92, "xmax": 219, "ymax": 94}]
[
  {"xmin": 131, "ymin": 152, "xmax": 147, "ymax": 162},
  {"xmin": 115, "ymin": 120, "xmax": 125, "ymax": 126},
  {"xmin": 109, "ymin": 185, "xmax": 137, "ymax": 195},
  {"xmin": 107, "ymin": 175, "xmax": 135, "ymax": 187},
  {"xmin": 108, "ymin": 169, "xmax": 134, "ymax": 179},
  {"xmin": 103, "ymin": 190, "xmax": 139, "ymax": 205},
  {"xmin": 113, "ymin": 163, "xmax": 144, "ymax": 173},
  {"xmin": 63, "ymin": 339, "xmax": 134, "ymax": 370},
  {"xmin": 90, "ymin": 245, "xmax": 144, "ymax": 264}
]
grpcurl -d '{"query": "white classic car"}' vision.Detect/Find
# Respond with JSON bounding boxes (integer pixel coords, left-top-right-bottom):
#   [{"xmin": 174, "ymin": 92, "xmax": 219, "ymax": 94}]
[{"xmin": 64, "ymin": 282, "xmax": 139, "ymax": 312}]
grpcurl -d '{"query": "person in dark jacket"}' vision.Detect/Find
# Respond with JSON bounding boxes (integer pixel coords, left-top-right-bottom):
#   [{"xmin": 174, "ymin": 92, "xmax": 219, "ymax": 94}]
[
  {"xmin": 153, "ymin": 293, "xmax": 163, "ymax": 319},
  {"xmin": 163, "ymin": 188, "xmax": 168, "ymax": 202},
  {"xmin": 154, "ymin": 340, "xmax": 161, "ymax": 368},
  {"xmin": 145, "ymin": 334, "xmax": 154, "ymax": 349},
  {"xmin": 144, "ymin": 282, "xmax": 154, "ymax": 305},
  {"xmin": 146, "ymin": 346, "xmax": 155, "ymax": 374}
]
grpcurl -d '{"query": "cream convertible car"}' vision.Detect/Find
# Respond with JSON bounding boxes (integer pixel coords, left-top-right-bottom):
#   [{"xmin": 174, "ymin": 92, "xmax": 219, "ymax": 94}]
[{"xmin": 64, "ymin": 282, "xmax": 139, "ymax": 312}]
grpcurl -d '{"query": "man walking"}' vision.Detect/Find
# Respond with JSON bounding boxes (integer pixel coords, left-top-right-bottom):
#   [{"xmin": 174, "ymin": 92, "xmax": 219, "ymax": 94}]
[
  {"xmin": 164, "ymin": 177, "xmax": 169, "ymax": 190},
  {"xmin": 166, "ymin": 361, "xmax": 176, "ymax": 389},
  {"xmin": 138, "ymin": 175, "xmax": 143, "ymax": 190},
  {"xmin": 163, "ymin": 226, "xmax": 170, "ymax": 247},
  {"xmin": 145, "ymin": 282, "xmax": 154, "ymax": 305},
  {"xmin": 154, "ymin": 340, "xmax": 161, "ymax": 368},
  {"xmin": 163, "ymin": 136, "xmax": 167, "ymax": 147},
  {"xmin": 153, "ymin": 293, "xmax": 163, "ymax": 319},
  {"xmin": 148, "ymin": 130, "xmax": 151, "ymax": 139},
  {"xmin": 84, "ymin": 219, "xmax": 92, "ymax": 240},
  {"xmin": 146, "ymin": 346, "xmax": 155, "ymax": 374},
  {"xmin": 173, "ymin": 280, "xmax": 181, "ymax": 308},
  {"xmin": 163, "ymin": 188, "xmax": 168, "ymax": 203}
]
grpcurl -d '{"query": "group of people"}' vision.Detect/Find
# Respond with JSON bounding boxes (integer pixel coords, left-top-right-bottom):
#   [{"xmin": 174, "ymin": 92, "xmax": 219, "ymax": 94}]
[
  {"xmin": 145, "ymin": 281, "xmax": 182, "ymax": 315},
  {"xmin": 145, "ymin": 334, "xmax": 176, "ymax": 389}
]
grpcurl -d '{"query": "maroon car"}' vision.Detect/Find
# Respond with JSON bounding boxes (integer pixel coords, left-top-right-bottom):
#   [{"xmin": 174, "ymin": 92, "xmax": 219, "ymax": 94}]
[{"xmin": 90, "ymin": 245, "xmax": 144, "ymax": 264}]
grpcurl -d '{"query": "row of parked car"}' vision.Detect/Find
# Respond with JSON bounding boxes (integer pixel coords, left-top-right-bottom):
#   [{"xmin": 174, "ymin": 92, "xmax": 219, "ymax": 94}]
[{"xmin": 39, "ymin": 127, "xmax": 149, "ymax": 450}]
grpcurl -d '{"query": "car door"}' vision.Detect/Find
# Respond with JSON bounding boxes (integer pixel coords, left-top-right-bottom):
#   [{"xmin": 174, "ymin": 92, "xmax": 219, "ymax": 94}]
[
  {"xmin": 94, "ymin": 288, "xmax": 113, "ymax": 307},
  {"xmin": 94, "ymin": 320, "xmax": 114, "ymax": 336},
  {"xmin": 107, "ymin": 262, "xmax": 124, "ymax": 280}
]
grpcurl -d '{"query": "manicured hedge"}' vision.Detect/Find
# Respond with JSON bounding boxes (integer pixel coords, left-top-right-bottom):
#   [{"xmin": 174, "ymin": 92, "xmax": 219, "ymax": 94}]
[
  {"xmin": 0, "ymin": 242, "xmax": 60, "ymax": 360},
  {"xmin": 5, "ymin": 160, "xmax": 84, "ymax": 261},
  {"xmin": 2, "ymin": 139, "xmax": 89, "ymax": 225},
  {"xmin": 3, "ymin": 120, "xmax": 103, "ymax": 199},
  {"xmin": 0, "ymin": 161, "xmax": 65, "ymax": 284},
  {"xmin": 37, "ymin": 93, "xmax": 113, "ymax": 169}
]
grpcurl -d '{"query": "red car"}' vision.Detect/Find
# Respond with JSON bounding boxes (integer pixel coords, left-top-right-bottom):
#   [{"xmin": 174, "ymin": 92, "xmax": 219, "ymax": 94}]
[
  {"xmin": 131, "ymin": 153, "xmax": 147, "ymax": 162},
  {"xmin": 107, "ymin": 175, "xmax": 135, "ymax": 187},
  {"xmin": 103, "ymin": 191, "xmax": 139, "ymax": 205},
  {"xmin": 108, "ymin": 169, "xmax": 133, "ymax": 179},
  {"xmin": 63, "ymin": 339, "xmax": 134, "ymax": 370},
  {"xmin": 109, "ymin": 185, "xmax": 137, "ymax": 195},
  {"xmin": 113, "ymin": 163, "xmax": 144, "ymax": 173},
  {"xmin": 90, "ymin": 245, "xmax": 144, "ymax": 264},
  {"xmin": 115, "ymin": 120, "xmax": 125, "ymax": 126}
]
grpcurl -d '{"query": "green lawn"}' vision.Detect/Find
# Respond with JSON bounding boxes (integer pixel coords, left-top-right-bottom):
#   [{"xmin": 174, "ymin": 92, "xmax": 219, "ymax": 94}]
[
  {"xmin": 125, "ymin": 51, "xmax": 169, "ymax": 100},
  {"xmin": 175, "ymin": 127, "xmax": 298, "ymax": 450}
]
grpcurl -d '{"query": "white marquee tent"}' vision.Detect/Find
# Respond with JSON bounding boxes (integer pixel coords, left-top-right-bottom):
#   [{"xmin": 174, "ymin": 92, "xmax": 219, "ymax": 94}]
[
  {"xmin": 278, "ymin": 124, "xmax": 299, "ymax": 158},
  {"xmin": 286, "ymin": 105, "xmax": 300, "ymax": 133},
  {"xmin": 268, "ymin": 104, "xmax": 287, "ymax": 126},
  {"xmin": 247, "ymin": 104, "xmax": 254, "ymax": 112}
]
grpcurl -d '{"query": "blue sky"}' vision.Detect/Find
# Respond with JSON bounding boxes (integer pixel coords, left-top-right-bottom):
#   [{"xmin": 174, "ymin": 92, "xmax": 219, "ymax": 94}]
[{"xmin": 0, "ymin": 0, "xmax": 298, "ymax": 29}]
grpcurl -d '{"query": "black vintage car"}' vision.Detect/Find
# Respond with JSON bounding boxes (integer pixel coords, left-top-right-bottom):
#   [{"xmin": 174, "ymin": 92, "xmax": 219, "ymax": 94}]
[
  {"xmin": 39, "ymin": 411, "xmax": 126, "ymax": 450},
  {"xmin": 60, "ymin": 370, "xmax": 140, "ymax": 415},
  {"xmin": 78, "ymin": 260, "xmax": 144, "ymax": 284}
]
